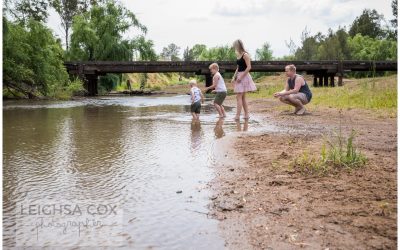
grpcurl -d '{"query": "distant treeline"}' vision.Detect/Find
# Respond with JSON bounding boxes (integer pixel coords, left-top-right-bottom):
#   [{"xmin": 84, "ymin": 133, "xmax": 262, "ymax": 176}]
[{"xmin": 3, "ymin": 0, "xmax": 397, "ymax": 98}]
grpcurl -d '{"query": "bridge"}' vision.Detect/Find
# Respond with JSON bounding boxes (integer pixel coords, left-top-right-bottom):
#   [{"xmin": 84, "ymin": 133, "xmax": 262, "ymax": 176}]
[{"xmin": 64, "ymin": 60, "xmax": 398, "ymax": 96}]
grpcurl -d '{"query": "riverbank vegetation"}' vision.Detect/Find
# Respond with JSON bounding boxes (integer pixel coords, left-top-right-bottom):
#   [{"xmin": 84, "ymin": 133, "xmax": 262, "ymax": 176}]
[
  {"xmin": 3, "ymin": 0, "xmax": 397, "ymax": 99},
  {"xmin": 293, "ymin": 129, "xmax": 367, "ymax": 175},
  {"xmin": 249, "ymin": 74, "xmax": 397, "ymax": 117}
]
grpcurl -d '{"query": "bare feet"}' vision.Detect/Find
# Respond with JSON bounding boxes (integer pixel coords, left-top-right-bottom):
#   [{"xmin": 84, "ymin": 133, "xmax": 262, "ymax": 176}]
[{"xmin": 296, "ymin": 107, "xmax": 306, "ymax": 115}]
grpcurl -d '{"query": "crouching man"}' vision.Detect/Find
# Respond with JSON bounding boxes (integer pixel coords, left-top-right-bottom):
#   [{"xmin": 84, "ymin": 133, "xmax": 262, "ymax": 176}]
[{"xmin": 273, "ymin": 64, "xmax": 312, "ymax": 115}]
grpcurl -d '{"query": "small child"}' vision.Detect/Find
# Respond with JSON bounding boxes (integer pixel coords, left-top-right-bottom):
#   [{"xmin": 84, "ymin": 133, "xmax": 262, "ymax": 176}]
[
  {"xmin": 205, "ymin": 63, "xmax": 227, "ymax": 118},
  {"xmin": 189, "ymin": 79, "xmax": 204, "ymax": 120}
]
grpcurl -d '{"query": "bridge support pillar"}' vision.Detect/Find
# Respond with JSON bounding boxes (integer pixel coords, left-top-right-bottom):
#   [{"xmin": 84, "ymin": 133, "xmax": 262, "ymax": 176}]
[
  {"xmin": 337, "ymin": 61, "xmax": 344, "ymax": 86},
  {"xmin": 313, "ymin": 76, "xmax": 318, "ymax": 87},
  {"xmin": 85, "ymin": 74, "xmax": 98, "ymax": 96},
  {"xmin": 329, "ymin": 75, "xmax": 335, "ymax": 87},
  {"xmin": 338, "ymin": 76, "xmax": 343, "ymax": 86},
  {"xmin": 318, "ymin": 75, "xmax": 323, "ymax": 87},
  {"xmin": 323, "ymin": 75, "xmax": 329, "ymax": 87}
]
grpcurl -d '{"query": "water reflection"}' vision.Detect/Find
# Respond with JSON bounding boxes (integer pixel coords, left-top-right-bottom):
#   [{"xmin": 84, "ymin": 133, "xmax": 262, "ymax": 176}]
[
  {"xmin": 235, "ymin": 119, "xmax": 249, "ymax": 132},
  {"xmin": 214, "ymin": 118, "xmax": 225, "ymax": 139},
  {"xmin": 190, "ymin": 120, "xmax": 203, "ymax": 154}
]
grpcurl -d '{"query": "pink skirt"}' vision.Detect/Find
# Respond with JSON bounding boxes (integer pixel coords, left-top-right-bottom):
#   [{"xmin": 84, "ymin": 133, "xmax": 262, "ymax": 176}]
[{"xmin": 233, "ymin": 71, "xmax": 257, "ymax": 93}]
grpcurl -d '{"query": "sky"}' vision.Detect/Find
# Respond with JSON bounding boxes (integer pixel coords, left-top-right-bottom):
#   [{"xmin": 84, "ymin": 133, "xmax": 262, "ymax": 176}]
[{"xmin": 46, "ymin": 0, "xmax": 395, "ymax": 58}]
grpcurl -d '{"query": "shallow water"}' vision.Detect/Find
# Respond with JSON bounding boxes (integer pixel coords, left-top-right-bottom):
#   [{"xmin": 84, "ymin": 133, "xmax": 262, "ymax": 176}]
[{"xmin": 3, "ymin": 95, "xmax": 274, "ymax": 249}]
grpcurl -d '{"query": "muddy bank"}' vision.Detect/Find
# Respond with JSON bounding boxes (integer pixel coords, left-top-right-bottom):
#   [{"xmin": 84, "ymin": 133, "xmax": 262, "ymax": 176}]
[{"xmin": 209, "ymin": 98, "xmax": 397, "ymax": 249}]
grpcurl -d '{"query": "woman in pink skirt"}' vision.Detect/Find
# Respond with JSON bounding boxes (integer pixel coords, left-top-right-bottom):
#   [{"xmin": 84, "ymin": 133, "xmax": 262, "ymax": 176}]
[{"xmin": 231, "ymin": 39, "xmax": 257, "ymax": 120}]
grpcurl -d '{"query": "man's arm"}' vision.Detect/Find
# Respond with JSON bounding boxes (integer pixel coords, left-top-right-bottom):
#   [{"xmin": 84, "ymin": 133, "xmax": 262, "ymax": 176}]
[
  {"xmin": 281, "ymin": 77, "xmax": 303, "ymax": 95},
  {"xmin": 274, "ymin": 81, "xmax": 290, "ymax": 97},
  {"xmin": 275, "ymin": 78, "xmax": 304, "ymax": 97}
]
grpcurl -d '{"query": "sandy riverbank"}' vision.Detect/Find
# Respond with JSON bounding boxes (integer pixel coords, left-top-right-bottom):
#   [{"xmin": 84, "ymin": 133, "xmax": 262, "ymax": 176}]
[{"xmin": 209, "ymin": 97, "xmax": 397, "ymax": 249}]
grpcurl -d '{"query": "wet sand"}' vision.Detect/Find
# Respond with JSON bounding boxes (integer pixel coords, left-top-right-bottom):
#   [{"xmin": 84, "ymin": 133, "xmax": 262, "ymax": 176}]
[{"xmin": 209, "ymin": 97, "xmax": 397, "ymax": 249}]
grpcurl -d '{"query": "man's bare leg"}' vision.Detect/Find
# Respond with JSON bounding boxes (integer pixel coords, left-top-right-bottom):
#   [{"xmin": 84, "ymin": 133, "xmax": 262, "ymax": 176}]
[{"xmin": 280, "ymin": 96, "xmax": 303, "ymax": 113}]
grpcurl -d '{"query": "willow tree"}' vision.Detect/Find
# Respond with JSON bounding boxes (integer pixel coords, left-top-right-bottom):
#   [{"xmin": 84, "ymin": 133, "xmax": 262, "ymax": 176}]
[
  {"xmin": 51, "ymin": 0, "xmax": 98, "ymax": 51},
  {"xmin": 69, "ymin": 1, "xmax": 147, "ymax": 61},
  {"xmin": 132, "ymin": 36, "xmax": 158, "ymax": 89},
  {"xmin": 68, "ymin": 1, "xmax": 147, "ymax": 91},
  {"xmin": 198, "ymin": 45, "xmax": 236, "ymax": 61},
  {"xmin": 3, "ymin": 18, "xmax": 70, "ymax": 98},
  {"xmin": 3, "ymin": 0, "xmax": 49, "ymax": 23},
  {"xmin": 133, "ymin": 36, "xmax": 158, "ymax": 61}
]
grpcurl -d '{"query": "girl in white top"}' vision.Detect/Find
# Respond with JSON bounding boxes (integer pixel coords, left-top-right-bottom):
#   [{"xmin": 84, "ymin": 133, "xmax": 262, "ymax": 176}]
[{"xmin": 205, "ymin": 63, "xmax": 227, "ymax": 118}]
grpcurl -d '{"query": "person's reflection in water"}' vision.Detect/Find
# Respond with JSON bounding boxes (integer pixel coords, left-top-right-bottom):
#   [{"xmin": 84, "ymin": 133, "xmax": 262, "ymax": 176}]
[
  {"xmin": 235, "ymin": 119, "xmax": 249, "ymax": 132},
  {"xmin": 214, "ymin": 118, "xmax": 225, "ymax": 139},
  {"xmin": 190, "ymin": 119, "xmax": 202, "ymax": 153}
]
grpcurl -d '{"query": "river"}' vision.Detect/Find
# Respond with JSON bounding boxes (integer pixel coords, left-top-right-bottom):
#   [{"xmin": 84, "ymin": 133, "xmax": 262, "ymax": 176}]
[{"xmin": 3, "ymin": 95, "xmax": 268, "ymax": 249}]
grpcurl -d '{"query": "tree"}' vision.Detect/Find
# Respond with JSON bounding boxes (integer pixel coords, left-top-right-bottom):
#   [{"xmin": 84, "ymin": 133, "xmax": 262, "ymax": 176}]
[
  {"xmin": 390, "ymin": 0, "xmax": 398, "ymax": 39},
  {"xmin": 255, "ymin": 42, "xmax": 273, "ymax": 60},
  {"xmin": 51, "ymin": 0, "xmax": 106, "ymax": 51},
  {"xmin": 69, "ymin": 1, "xmax": 147, "ymax": 61},
  {"xmin": 68, "ymin": 1, "xmax": 148, "ymax": 93},
  {"xmin": 132, "ymin": 36, "xmax": 158, "ymax": 89},
  {"xmin": 51, "ymin": 0, "xmax": 79, "ymax": 51},
  {"xmin": 349, "ymin": 9, "xmax": 384, "ymax": 39},
  {"xmin": 198, "ymin": 45, "xmax": 236, "ymax": 61},
  {"xmin": 183, "ymin": 46, "xmax": 194, "ymax": 61},
  {"xmin": 133, "ymin": 36, "xmax": 157, "ymax": 60},
  {"xmin": 3, "ymin": 18, "xmax": 70, "ymax": 98},
  {"xmin": 318, "ymin": 28, "xmax": 351, "ymax": 60},
  {"xmin": 294, "ymin": 28, "xmax": 322, "ymax": 60},
  {"xmin": 285, "ymin": 38, "xmax": 297, "ymax": 56},
  {"xmin": 160, "ymin": 43, "xmax": 181, "ymax": 61},
  {"xmin": 253, "ymin": 42, "xmax": 274, "ymax": 78},
  {"xmin": 51, "ymin": 0, "xmax": 78, "ymax": 51},
  {"xmin": 348, "ymin": 34, "xmax": 397, "ymax": 60},
  {"xmin": 190, "ymin": 44, "xmax": 207, "ymax": 60},
  {"xmin": 391, "ymin": 0, "xmax": 397, "ymax": 28},
  {"xmin": 4, "ymin": 0, "xmax": 49, "ymax": 23}
]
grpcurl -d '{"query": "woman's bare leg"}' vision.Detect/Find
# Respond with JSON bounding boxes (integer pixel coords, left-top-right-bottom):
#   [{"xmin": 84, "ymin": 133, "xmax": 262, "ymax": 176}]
[
  {"xmin": 235, "ymin": 93, "xmax": 243, "ymax": 119},
  {"xmin": 242, "ymin": 92, "xmax": 249, "ymax": 118}
]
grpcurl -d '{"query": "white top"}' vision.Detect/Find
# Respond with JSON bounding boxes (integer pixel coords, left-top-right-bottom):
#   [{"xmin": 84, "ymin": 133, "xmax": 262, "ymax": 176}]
[
  {"xmin": 214, "ymin": 72, "xmax": 227, "ymax": 92},
  {"xmin": 191, "ymin": 86, "xmax": 202, "ymax": 103}
]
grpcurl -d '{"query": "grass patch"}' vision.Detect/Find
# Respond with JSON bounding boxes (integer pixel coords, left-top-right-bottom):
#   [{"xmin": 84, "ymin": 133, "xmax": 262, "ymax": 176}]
[
  {"xmin": 49, "ymin": 78, "xmax": 86, "ymax": 100},
  {"xmin": 292, "ymin": 129, "xmax": 367, "ymax": 175},
  {"xmin": 310, "ymin": 76, "xmax": 397, "ymax": 115},
  {"xmin": 248, "ymin": 74, "xmax": 397, "ymax": 116}
]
